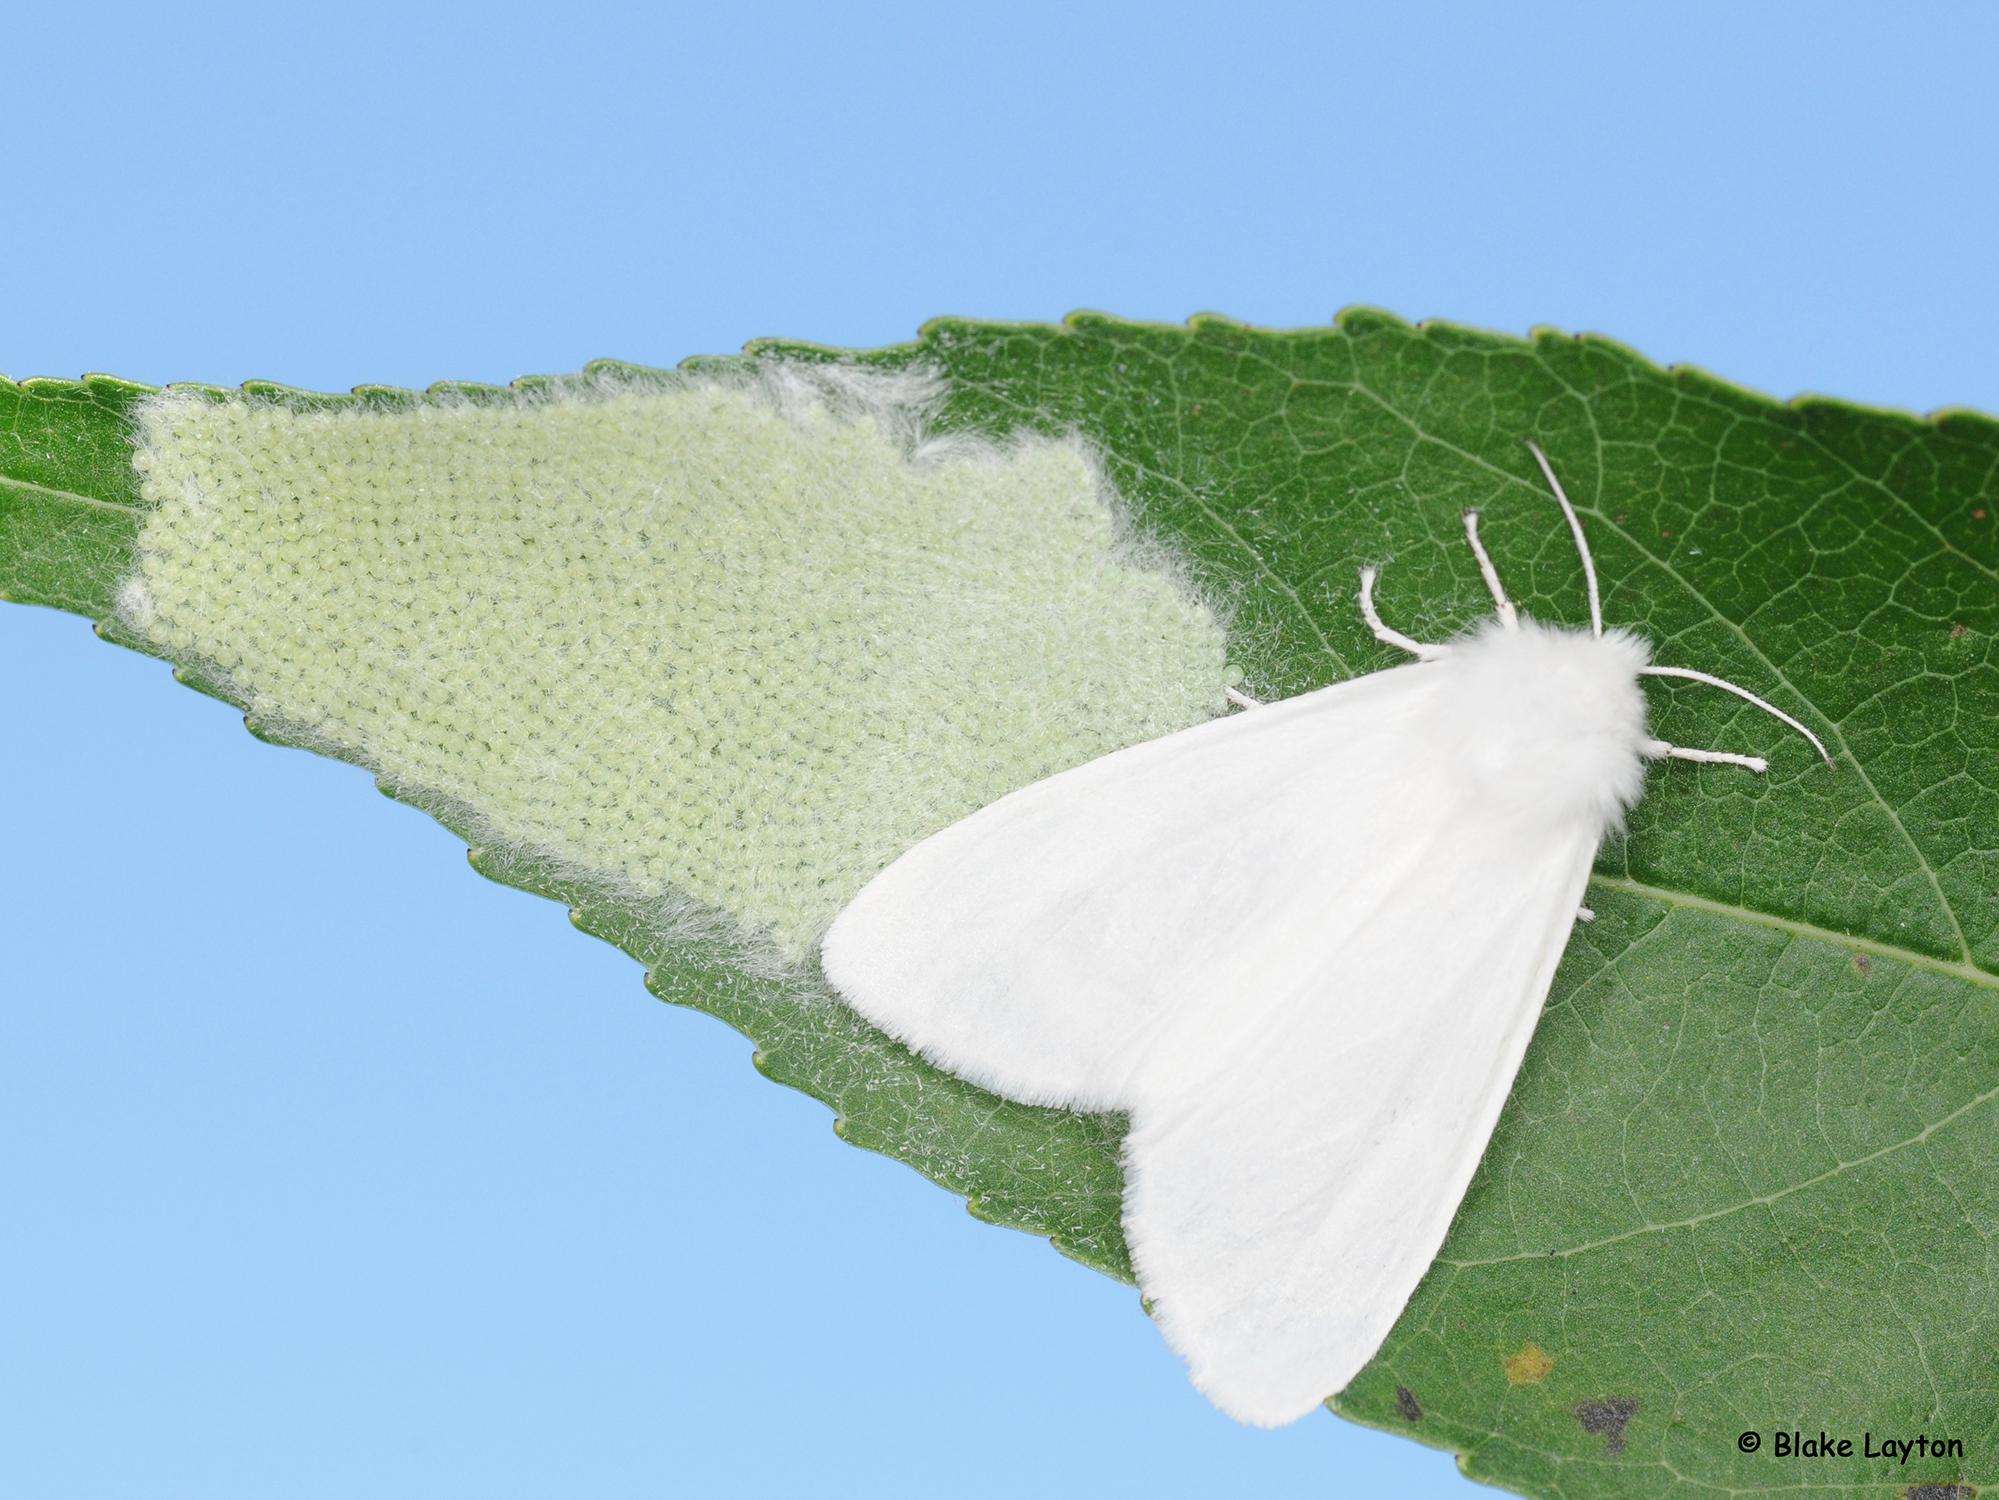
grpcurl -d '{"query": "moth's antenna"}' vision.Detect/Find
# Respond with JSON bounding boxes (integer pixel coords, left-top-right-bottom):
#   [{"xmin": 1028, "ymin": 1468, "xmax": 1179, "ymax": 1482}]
[
  {"xmin": 1524, "ymin": 440, "xmax": 1602, "ymax": 638},
  {"xmin": 1640, "ymin": 663, "xmax": 1836, "ymax": 767},
  {"xmin": 1517, "ymin": 439, "xmax": 1831, "ymax": 769},
  {"xmin": 1461, "ymin": 511, "xmax": 1519, "ymax": 630}
]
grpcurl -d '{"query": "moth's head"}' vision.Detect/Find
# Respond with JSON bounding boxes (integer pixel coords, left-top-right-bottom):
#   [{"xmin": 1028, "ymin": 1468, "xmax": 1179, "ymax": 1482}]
[{"xmin": 1442, "ymin": 616, "xmax": 1652, "ymax": 833}]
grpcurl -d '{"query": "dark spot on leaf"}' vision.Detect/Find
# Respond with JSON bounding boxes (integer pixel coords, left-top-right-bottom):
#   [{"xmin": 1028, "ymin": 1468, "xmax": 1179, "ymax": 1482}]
[
  {"xmin": 1904, "ymin": 1486, "xmax": 1974, "ymax": 1500},
  {"xmin": 1854, "ymin": 952, "xmax": 1873, "ymax": 973},
  {"xmin": 1395, "ymin": 1385, "xmax": 1423, "ymax": 1423},
  {"xmin": 1974, "ymin": 508, "xmax": 1988, "ymax": 521},
  {"xmin": 1573, "ymin": 1397, "xmax": 1641, "ymax": 1455},
  {"xmin": 1951, "ymin": 622, "xmax": 1968, "ymax": 639}
]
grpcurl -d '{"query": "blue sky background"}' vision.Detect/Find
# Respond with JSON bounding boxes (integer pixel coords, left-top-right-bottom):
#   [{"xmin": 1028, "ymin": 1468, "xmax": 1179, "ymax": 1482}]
[{"xmin": 4, "ymin": 5, "xmax": 1995, "ymax": 1496}]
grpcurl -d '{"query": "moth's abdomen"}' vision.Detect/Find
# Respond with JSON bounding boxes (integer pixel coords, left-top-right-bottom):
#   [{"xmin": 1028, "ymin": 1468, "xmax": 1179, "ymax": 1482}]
[{"xmin": 1437, "ymin": 618, "xmax": 1652, "ymax": 835}]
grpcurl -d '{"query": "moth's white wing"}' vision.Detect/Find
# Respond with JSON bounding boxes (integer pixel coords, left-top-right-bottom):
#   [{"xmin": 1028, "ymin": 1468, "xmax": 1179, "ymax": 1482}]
[
  {"xmin": 823, "ymin": 616, "xmax": 1648, "ymax": 1426},
  {"xmin": 821, "ymin": 663, "xmax": 1453, "ymax": 1111},
  {"xmin": 1124, "ymin": 813, "xmax": 1597, "ymax": 1426}
]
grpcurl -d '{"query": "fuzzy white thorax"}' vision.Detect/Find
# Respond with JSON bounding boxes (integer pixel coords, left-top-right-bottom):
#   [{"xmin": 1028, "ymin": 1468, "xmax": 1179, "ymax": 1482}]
[{"xmin": 1419, "ymin": 616, "xmax": 1653, "ymax": 837}]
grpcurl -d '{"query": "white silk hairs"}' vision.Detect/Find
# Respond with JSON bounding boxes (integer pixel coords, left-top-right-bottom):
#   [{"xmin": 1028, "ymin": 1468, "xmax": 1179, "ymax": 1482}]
[{"xmin": 820, "ymin": 443, "xmax": 1831, "ymax": 1428}]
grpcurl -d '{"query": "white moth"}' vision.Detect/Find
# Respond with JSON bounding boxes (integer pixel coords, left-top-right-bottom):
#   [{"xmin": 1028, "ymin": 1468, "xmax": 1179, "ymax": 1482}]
[{"xmin": 820, "ymin": 443, "xmax": 1830, "ymax": 1428}]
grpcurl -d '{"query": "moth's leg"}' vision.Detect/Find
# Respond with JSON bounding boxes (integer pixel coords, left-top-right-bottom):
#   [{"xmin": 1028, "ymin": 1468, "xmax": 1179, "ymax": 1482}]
[
  {"xmin": 1641, "ymin": 664, "xmax": 1834, "ymax": 766},
  {"xmin": 1462, "ymin": 511, "xmax": 1519, "ymax": 629},
  {"xmin": 1358, "ymin": 567, "xmax": 1450, "ymax": 661},
  {"xmin": 1576, "ymin": 905, "xmax": 1596, "ymax": 923},
  {"xmin": 1224, "ymin": 686, "xmax": 1262, "ymax": 710},
  {"xmin": 1643, "ymin": 737, "xmax": 1768, "ymax": 774}
]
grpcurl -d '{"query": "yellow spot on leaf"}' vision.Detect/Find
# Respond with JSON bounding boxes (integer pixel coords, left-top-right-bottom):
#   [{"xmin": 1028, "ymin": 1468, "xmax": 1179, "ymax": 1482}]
[{"xmin": 1504, "ymin": 1343, "xmax": 1554, "ymax": 1386}]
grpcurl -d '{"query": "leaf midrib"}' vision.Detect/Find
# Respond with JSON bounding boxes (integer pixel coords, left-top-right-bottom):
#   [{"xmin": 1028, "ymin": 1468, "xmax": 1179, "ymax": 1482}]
[
  {"xmin": 1431, "ymin": 873, "xmax": 1999, "ymax": 1272},
  {"xmin": 1420, "ymin": 873, "xmax": 1999, "ymax": 1273},
  {"xmin": 11, "ymin": 418, "xmax": 1992, "ymax": 994},
  {"xmin": 1, "ymin": 474, "xmax": 138, "ymax": 513},
  {"xmin": 1588, "ymin": 874, "xmax": 1996, "ymax": 990}
]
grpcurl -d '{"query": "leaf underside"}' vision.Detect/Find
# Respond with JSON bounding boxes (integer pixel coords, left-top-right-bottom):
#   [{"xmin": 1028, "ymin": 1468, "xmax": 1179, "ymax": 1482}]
[{"xmin": 5, "ymin": 311, "xmax": 1996, "ymax": 1500}]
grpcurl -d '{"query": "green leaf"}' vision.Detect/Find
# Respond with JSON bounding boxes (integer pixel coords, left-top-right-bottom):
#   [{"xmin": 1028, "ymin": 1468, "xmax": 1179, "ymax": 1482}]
[{"xmin": 5, "ymin": 312, "xmax": 1995, "ymax": 1499}]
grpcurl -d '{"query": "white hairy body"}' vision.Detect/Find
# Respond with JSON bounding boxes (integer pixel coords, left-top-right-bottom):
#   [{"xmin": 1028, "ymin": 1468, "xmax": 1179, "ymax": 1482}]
[
  {"xmin": 824, "ymin": 619, "xmax": 1650, "ymax": 1425},
  {"xmin": 820, "ymin": 447, "xmax": 1828, "ymax": 1427}
]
